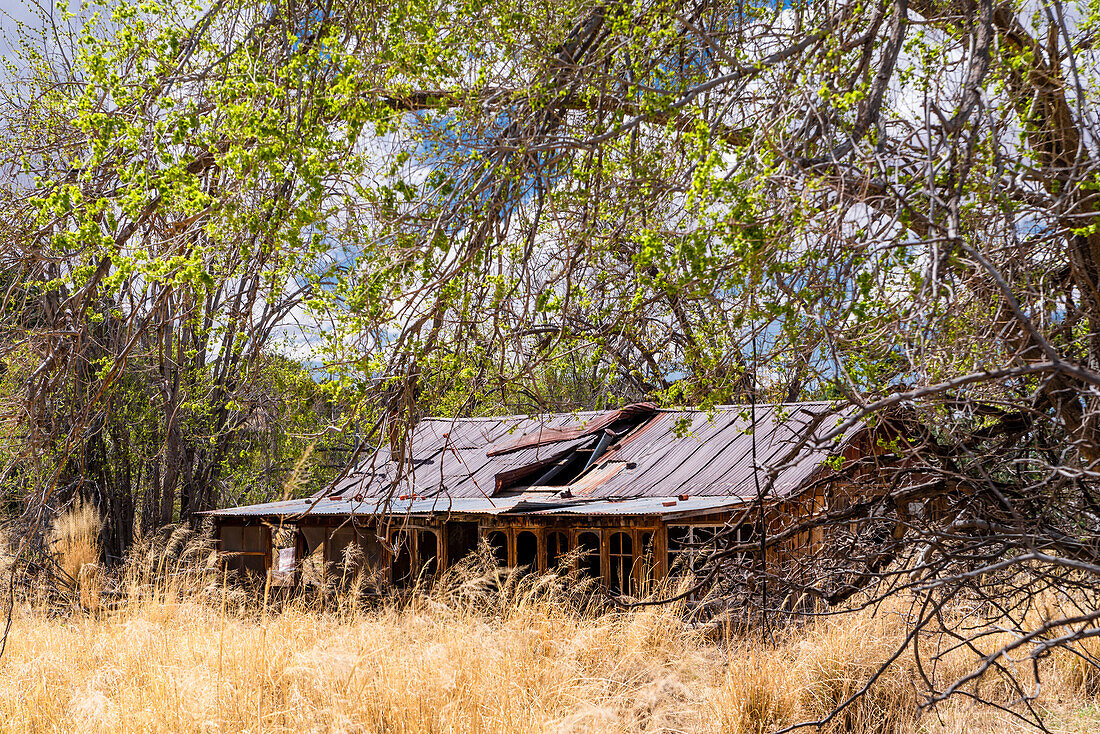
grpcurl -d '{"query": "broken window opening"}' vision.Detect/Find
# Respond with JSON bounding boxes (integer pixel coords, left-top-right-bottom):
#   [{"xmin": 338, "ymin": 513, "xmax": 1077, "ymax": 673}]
[
  {"xmin": 301, "ymin": 526, "xmax": 326, "ymax": 557},
  {"xmin": 731, "ymin": 520, "xmax": 760, "ymax": 564},
  {"xmin": 546, "ymin": 530, "xmax": 570, "ymax": 570},
  {"xmin": 533, "ymin": 451, "xmax": 592, "ymax": 486},
  {"xmin": 667, "ymin": 525, "xmax": 710, "ymax": 577},
  {"xmin": 666, "ymin": 526, "xmax": 687, "ymax": 576},
  {"xmin": 271, "ymin": 527, "xmax": 297, "ymax": 586},
  {"xmin": 608, "ymin": 532, "xmax": 634, "ymax": 594},
  {"xmin": 515, "ymin": 530, "xmax": 538, "ymax": 571},
  {"xmin": 577, "ymin": 531, "xmax": 601, "ymax": 580},
  {"xmin": 296, "ymin": 526, "xmax": 328, "ymax": 586},
  {"xmin": 667, "ymin": 524, "xmax": 757, "ymax": 579}
]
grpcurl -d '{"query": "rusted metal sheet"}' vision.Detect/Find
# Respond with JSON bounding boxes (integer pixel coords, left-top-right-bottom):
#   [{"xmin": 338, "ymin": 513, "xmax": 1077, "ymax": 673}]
[
  {"xmin": 568, "ymin": 459, "xmax": 629, "ymax": 496},
  {"xmin": 485, "ymin": 403, "xmax": 657, "ymax": 456},
  {"xmin": 601, "ymin": 409, "xmax": 752, "ymax": 495},
  {"xmin": 206, "ymin": 494, "xmax": 747, "ymax": 519}
]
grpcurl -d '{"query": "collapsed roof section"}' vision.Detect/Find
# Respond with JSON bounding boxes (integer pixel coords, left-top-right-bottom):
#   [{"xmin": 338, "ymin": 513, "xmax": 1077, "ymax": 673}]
[{"xmin": 210, "ymin": 401, "xmax": 862, "ymax": 520}]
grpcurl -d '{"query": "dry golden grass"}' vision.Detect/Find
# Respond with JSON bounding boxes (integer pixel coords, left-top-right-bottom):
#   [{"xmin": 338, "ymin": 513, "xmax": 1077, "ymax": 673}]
[
  {"xmin": 0, "ymin": 551, "xmax": 1098, "ymax": 733},
  {"xmin": 49, "ymin": 500, "xmax": 102, "ymax": 612},
  {"xmin": 50, "ymin": 501, "xmax": 100, "ymax": 579}
]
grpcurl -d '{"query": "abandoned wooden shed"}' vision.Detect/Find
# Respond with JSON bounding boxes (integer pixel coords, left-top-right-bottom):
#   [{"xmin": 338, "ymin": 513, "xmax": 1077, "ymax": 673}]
[{"xmin": 209, "ymin": 402, "xmax": 870, "ymax": 593}]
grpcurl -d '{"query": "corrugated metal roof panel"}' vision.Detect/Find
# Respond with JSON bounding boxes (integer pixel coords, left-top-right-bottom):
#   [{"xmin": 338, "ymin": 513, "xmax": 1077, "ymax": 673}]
[
  {"xmin": 585, "ymin": 404, "xmax": 853, "ymax": 499},
  {"xmin": 207, "ymin": 499, "xmax": 319, "ymax": 517},
  {"xmin": 206, "ymin": 494, "xmax": 746, "ymax": 519},
  {"xmin": 487, "ymin": 403, "xmax": 657, "ymax": 455},
  {"xmin": 525, "ymin": 495, "xmax": 750, "ymax": 516},
  {"xmin": 615, "ymin": 408, "xmax": 762, "ymax": 496},
  {"xmin": 209, "ymin": 495, "xmax": 526, "ymax": 518}
]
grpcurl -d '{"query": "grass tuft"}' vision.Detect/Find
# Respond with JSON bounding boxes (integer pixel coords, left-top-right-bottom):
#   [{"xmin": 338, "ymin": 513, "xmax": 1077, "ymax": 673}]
[{"xmin": 49, "ymin": 499, "xmax": 102, "ymax": 611}]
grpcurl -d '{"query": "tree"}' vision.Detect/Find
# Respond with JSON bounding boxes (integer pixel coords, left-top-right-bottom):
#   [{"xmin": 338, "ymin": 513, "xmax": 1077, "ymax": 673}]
[
  {"xmin": 5, "ymin": 0, "xmax": 1100, "ymax": 726},
  {"xmin": 0, "ymin": 0, "xmax": 381, "ymax": 555},
  {"xmin": 307, "ymin": 0, "xmax": 1100, "ymax": 726}
]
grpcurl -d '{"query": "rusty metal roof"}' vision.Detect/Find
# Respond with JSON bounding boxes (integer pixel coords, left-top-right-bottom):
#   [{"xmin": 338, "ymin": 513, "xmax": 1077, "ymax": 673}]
[
  {"xmin": 212, "ymin": 402, "xmax": 861, "ymax": 520},
  {"xmin": 327, "ymin": 412, "xmax": 606, "ymax": 500}
]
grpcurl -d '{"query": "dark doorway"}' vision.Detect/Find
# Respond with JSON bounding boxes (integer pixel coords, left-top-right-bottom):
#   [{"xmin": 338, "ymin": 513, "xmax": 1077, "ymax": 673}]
[
  {"xmin": 515, "ymin": 531, "xmax": 538, "ymax": 571},
  {"xmin": 487, "ymin": 530, "xmax": 508, "ymax": 566},
  {"xmin": 390, "ymin": 530, "xmax": 412, "ymax": 588},
  {"xmin": 418, "ymin": 530, "xmax": 439, "ymax": 578},
  {"xmin": 445, "ymin": 521, "xmax": 479, "ymax": 567}
]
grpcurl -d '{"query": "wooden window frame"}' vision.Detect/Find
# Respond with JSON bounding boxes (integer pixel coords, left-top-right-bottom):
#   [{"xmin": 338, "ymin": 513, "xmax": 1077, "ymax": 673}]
[
  {"xmin": 608, "ymin": 531, "xmax": 634, "ymax": 594},
  {"xmin": 482, "ymin": 527, "xmax": 511, "ymax": 567},
  {"xmin": 545, "ymin": 529, "xmax": 570, "ymax": 571},
  {"xmin": 573, "ymin": 528, "xmax": 603, "ymax": 581},
  {"xmin": 666, "ymin": 524, "xmax": 728, "ymax": 577}
]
